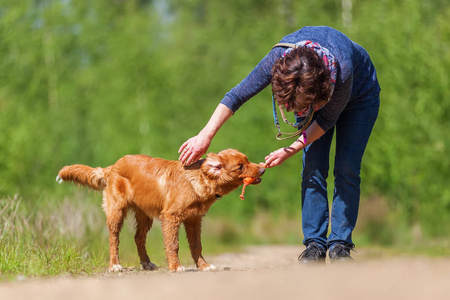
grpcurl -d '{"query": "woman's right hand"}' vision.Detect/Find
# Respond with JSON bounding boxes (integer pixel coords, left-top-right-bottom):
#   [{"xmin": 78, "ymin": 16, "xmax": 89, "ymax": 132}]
[
  {"xmin": 178, "ymin": 103, "xmax": 233, "ymax": 165},
  {"xmin": 178, "ymin": 132, "xmax": 211, "ymax": 165}
]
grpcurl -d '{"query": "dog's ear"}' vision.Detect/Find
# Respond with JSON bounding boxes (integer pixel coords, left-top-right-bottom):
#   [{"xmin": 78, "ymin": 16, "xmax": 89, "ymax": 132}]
[{"xmin": 202, "ymin": 153, "xmax": 223, "ymax": 177}]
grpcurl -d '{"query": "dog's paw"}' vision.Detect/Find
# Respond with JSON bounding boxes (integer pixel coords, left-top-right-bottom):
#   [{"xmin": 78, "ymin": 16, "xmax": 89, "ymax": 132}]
[
  {"xmin": 56, "ymin": 175, "xmax": 63, "ymax": 184},
  {"xmin": 169, "ymin": 265, "xmax": 186, "ymax": 273},
  {"xmin": 201, "ymin": 264, "xmax": 218, "ymax": 272},
  {"xmin": 176, "ymin": 265, "xmax": 186, "ymax": 272},
  {"xmin": 109, "ymin": 264, "xmax": 123, "ymax": 272},
  {"xmin": 142, "ymin": 262, "xmax": 159, "ymax": 271}
]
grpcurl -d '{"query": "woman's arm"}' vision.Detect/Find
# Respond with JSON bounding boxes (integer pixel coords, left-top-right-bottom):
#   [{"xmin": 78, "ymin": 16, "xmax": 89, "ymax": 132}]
[
  {"xmin": 178, "ymin": 103, "xmax": 233, "ymax": 165},
  {"xmin": 264, "ymin": 120, "xmax": 325, "ymax": 168},
  {"xmin": 220, "ymin": 48, "xmax": 284, "ymax": 112},
  {"xmin": 179, "ymin": 48, "xmax": 284, "ymax": 165}
]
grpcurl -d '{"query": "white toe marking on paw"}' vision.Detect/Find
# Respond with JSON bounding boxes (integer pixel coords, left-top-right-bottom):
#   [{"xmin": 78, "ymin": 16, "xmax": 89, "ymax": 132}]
[
  {"xmin": 176, "ymin": 266, "xmax": 186, "ymax": 272},
  {"xmin": 209, "ymin": 264, "xmax": 218, "ymax": 271},
  {"xmin": 203, "ymin": 264, "xmax": 218, "ymax": 272},
  {"xmin": 110, "ymin": 264, "xmax": 123, "ymax": 272}
]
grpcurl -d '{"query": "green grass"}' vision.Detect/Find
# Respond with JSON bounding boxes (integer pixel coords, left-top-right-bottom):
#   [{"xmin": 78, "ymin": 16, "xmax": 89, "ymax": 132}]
[
  {"xmin": 0, "ymin": 242, "xmax": 105, "ymax": 279},
  {"xmin": 1, "ymin": 193, "xmax": 449, "ymax": 282},
  {"xmin": 0, "ymin": 194, "xmax": 106, "ymax": 280},
  {"xmin": 0, "ymin": 193, "xmax": 245, "ymax": 281}
]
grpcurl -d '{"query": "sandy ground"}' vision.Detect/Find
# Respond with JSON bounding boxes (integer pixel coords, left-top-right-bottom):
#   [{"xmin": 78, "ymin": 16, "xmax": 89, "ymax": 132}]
[{"xmin": 1, "ymin": 245, "xmax": 450, "ymax": 300}]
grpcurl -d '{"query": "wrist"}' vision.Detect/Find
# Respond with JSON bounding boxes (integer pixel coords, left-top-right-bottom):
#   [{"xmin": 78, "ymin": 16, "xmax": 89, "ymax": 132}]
[
  {"xmin": 297, "ymin": 131, "xmax": 307, "ymax": 147},
  {"xmin": 291, "ymin": 131, "xmax": 307, "ymax": 152},
  {"xmin": 301, "ymin": 131, "xmax": 308, "ymax": 144},
  {"xmin": 199, "ymin": 128, "xmax": 215, "ymax": 140}
]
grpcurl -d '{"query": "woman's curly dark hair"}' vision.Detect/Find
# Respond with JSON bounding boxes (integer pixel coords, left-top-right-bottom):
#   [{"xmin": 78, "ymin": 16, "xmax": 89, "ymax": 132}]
[{"xmin": 271, "ymin": 46, "xmax": 333, "ymax": 113}]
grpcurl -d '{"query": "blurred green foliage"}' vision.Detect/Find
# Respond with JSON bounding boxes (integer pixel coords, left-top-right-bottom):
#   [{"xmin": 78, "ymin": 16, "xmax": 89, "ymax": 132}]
[{"xmin": 0, "ymin": 0, "xmax": 449, "ymax": 242}]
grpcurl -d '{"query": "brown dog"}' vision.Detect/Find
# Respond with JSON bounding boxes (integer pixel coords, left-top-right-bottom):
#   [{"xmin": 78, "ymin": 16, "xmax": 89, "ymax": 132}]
[{"xmin": 57, "ymin": 149, "xmax": 265, "ymax": 272}]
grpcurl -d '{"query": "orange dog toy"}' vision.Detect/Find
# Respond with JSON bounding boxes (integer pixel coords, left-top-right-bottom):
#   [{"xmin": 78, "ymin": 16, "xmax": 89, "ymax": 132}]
[
  {"xmin": 239, "ymin": 177, "xmax": 256, "ymax": 200},
  {"xmin": 239, "ymin": 163, "xmax": 266, "ymax": 200}
]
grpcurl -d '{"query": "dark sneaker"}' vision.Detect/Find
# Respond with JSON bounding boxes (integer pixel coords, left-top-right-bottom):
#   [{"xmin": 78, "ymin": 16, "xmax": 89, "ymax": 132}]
[
  {"xmin": 298, "ymin": 242, "xmax": 326, "ymax": 264},
  {"xmin": 329, "ymin": 243, "xmax": 355, "ymax": 263}
]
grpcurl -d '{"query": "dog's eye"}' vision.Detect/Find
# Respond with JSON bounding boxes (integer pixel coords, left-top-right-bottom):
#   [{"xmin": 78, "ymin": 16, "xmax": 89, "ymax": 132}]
[{"xmin": 233, "ymin": 164, "xmax": 244, "ymax": 172}]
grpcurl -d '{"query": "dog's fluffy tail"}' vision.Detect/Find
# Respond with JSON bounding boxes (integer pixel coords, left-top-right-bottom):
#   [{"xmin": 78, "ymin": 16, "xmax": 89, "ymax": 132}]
[{"xmin": 56, "ymin": 164, "xmax": 110, "ymax": 190}]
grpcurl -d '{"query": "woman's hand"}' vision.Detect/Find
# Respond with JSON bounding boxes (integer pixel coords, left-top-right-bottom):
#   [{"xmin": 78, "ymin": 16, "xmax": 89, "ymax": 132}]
[
  {"xmin": 178, "ymin": 103, "xmax": 233, "ymax": 165},
  {"xmin": 264, "ymin": 121, "xmax": 325, "ymax": 168},
  {"xmin": 264, "ymin": 147, "xmax": 297, "ymax": 168},
  {"xmin": 178, "ymin": 132, "xmax": 211, "ymax": 165}
]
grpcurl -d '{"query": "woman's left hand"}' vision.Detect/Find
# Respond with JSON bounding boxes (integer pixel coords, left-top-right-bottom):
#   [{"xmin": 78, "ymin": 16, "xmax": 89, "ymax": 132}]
[{"xmin": 264, "ymin": 147, "xmax": 296, "ymax": 168}]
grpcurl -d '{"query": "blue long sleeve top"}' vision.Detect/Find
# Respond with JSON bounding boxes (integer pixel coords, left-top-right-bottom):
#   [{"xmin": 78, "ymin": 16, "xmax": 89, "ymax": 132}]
[{"xmin": 220, "ymin": 26, "xmax": 381, "ymax": 132}]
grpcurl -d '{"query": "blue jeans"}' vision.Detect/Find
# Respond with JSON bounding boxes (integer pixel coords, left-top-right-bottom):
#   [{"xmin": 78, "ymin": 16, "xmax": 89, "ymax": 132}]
[{"xmin": 299, "ymin": 99, "xmax": 379, "ymax": 250}]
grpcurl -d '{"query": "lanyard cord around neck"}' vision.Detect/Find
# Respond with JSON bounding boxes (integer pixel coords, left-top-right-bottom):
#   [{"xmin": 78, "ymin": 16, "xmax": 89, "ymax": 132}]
[{"xmin": 272, "ymin": 94, "xmax": 314, "ymax": 141}]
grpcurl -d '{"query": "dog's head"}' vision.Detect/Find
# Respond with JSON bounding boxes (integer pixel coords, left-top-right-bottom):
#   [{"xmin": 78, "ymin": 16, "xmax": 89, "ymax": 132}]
[{"xmin": 201, "ymin": 149, "xmax": 265, "ymax": 186}]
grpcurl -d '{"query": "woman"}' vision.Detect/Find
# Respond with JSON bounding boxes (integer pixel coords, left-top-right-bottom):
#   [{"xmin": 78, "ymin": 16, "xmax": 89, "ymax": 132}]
[{"xmin": 179, "ymin": 26, "xmax": 380, "ymax": 263}]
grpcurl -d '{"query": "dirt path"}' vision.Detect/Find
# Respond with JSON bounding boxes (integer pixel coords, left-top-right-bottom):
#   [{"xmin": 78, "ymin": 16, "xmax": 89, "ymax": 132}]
[{"xmin": 1, "ymin": 245, "xmax": 450, "ymax": 300}]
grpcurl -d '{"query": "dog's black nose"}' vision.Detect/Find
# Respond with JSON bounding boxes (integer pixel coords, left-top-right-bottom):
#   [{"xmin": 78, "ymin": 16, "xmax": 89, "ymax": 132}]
[{"xmin": 259, "ymin": 167, "xmax": 265, "ymax": 176}]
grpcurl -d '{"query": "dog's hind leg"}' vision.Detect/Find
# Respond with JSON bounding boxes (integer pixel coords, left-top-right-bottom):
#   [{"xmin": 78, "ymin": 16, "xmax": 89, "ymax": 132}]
[
  {"xmin": 160, "ymin": 214, "xmax": 185, "ymax": 272},
  {"xmin": 184, "ymin": 216, "xmax": 217, "ymax": 272},
  {"xmin": 133, "ymin": 208, "xmax": 158, "ymax": 270},
  {"xmin": 105, "ymin": 198, "xmax": 127, "ymax": 272}
]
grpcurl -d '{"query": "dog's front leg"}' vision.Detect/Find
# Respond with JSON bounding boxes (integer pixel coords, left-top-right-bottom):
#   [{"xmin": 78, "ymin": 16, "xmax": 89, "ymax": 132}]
[
  {"xmin": 160, "ymin": 214, "xmax": 185, "ymax": 272},
  {"xmin": 184, "ymin": 217, "xmax": 217, "ymax": 272}
]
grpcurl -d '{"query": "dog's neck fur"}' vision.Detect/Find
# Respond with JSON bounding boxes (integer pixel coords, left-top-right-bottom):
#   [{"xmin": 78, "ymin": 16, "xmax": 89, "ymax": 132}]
[{"xmin": 183, "ymin": 160, "xmax": 239, "ymax": 200}]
